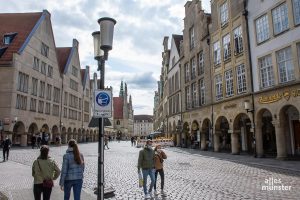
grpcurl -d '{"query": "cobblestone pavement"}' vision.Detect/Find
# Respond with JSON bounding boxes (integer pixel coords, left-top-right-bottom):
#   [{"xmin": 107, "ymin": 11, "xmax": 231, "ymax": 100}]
[{"xmin": 1, "ymin": 141, "xmax": 300, "ymax": 200}]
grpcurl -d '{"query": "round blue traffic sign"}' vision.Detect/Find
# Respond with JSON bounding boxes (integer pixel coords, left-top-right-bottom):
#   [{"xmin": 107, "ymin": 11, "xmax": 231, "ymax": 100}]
[{"xmin": 96, "ymin": 92, "xmax": 110, "ymax": 106}]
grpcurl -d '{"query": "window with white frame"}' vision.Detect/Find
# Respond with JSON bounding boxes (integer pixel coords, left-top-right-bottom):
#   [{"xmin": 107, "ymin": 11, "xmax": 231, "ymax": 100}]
[
  {"xmin": 46, "ymin": 84, "xmax": 52, "ymax": 100},
  {"xmin": 272, "ymin": 3, "xmax": 289, "ymax": 35},
  {"xmin": 63, "ymin": 107, "xmax": 68, "ymax": 118},
  {"xmin": 293, "ymin": 0, "xmax": 300, "ymax": 25},
  {"xmin": 184, "ymin": 63, "xmax": 190, "ymax": 82},
  {"xmin": 199, "ymin": 79, "xmax": 205, "ymax": 105},
  {"xmin": 70, "ymin": 79, "xmax": 78, "ymax": 91},
  {"xmin": 189, "ymin": 26, "xmax": 195, "ymax": 50},
  {"xmin": 191, "ymin": 82, "xmax": 197, "ymax": 107},
  {"xmin": 16, "ymin": 94, "xmax": 27, "ymax": 110},
  {"xmin": 191, "ymin": 57, "xmax": 196, "ymax": 80},
  {"xmin": 198, "ymin": 51, "xmax": 204, "ymax": 75},
  {"xmin": 39, "ymin": 81, "xmax": 45, "ymax": 98},
  {"xmin": 69, "ymin": 94, "xmax": 78, "ymax": 108},
  {"xmin": 47, "ymin": 65, "xmax": 53, "ymax": 77},
  {"xmin": 215, "ymin": 74, "xmax": 223, "ymax": 100},
  {"xmin": 256, "ymin": 14, "xmax": 270, "ymax": 43},
  {"xmin": 30, "ymin": 98, "xmax": 37, "ymax": 111},
  {"xmin": 236, "ymin": 64, "xmax": 247, "ymax": 94},
  {"xmin": 17, "ymin": 72, "xmax": 29, "ymax": 93},
  {"xmin": 41, "ymin": 62, "xmax": 46, "ymax": 75},
  {"xmin": 213, "ymin": 41, "xmax": 221, "ymax": 65},
  {"xmin": 33, "ymin": 57, "xmax": 39, "ymax": 71},
  {"xmin": 223, "ymin": 34, "xmax": 231, "ymax": 60},
  {"xmin": 41, "ymin": 42, "xmax": 49, "ymax": 57},
  {"xmin": 225, "ymin": 69, "xmax": 234, "ymax": 97},
  {"xmin": 64, "ymin": 92, "xmax": 68, "ymax": 106},
  {"xmin": 220, "ymin": 2, "xmax": 229, "ymax": 26},
  {"xmin": 234, "ymin": 26, "xmax": 243, "ymax": 54},
  {"xmin": 259, "ymin": 55, "xmax": 274, "ymax": 88},
  {"xmin": 31, "ymin": 77, "xmax": 38, "ymax": 96},
  {"xmin": 185, "ymin": 86, "xmax": 191, "ymax": 109},
  {"xmin": 52, "ymin": 104, "xmax": 59, "ymax": 116},
  {"xmin": 45, "ymin": 103, "xmax": 50, "ymax": 114},
  {"xmin": 53, "ymin": 87, "xmax": 60, "ymax": 103},
  {"xmin": 276, "ymin": 47, "xmax": 295, "ymax": 83},
  {"xmin": 38, "ymin": 100, "xmax": 44, "ymax": 113}
]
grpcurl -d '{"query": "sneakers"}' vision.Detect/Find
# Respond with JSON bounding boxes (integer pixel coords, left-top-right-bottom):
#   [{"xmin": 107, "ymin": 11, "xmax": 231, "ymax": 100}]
[
  {"xmin": 154, "ymin": 190, "xmax": 158, "ymax": 195},
  {"xmin": 144, "ymin": 194, "xmax": 150, "ymax": 199},
  {"xmin": 161, "ymin": 190, "xmax": 167, "ymax": 197},
  {"xmin": 149, "ymin": 192, "xmax": 153, "ymax": 198}
]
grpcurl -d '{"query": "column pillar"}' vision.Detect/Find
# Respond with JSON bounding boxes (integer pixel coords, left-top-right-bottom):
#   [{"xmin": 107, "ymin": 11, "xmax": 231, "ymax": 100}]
[
  {"xmin": 231, "ymin": 131, "xmax": 239, "ymax": 155},
  {"xmin": 255, "ymin": 121, "xmax": 264, "ymax": 157},
  {"xmin": 20, "ymin": 134, "xmax": 27, "ymax": 147},
  {"xmin": 200, "ymin": 132, "xmax": 206, "ymax": 150},
  {"xmin": 273, "ymin": 121, "xmax": 287, "ymax": 159},
  {"xmin": 214, "ymin": 131, "xmax": 220, "ymax": 152}
]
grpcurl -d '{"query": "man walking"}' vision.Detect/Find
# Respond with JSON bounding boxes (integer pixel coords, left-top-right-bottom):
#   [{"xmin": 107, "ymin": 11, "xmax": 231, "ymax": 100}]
[
  {"xmin": 138, "ymin": 139, "xmax": 155, "ymax": 199},
  {"xmin": 2, "ymin": 136, "xmax": 12, "ymax": 161},
  {"xmin": 104, "ymin": 135, "xmax": 110, "ymax": 149}
]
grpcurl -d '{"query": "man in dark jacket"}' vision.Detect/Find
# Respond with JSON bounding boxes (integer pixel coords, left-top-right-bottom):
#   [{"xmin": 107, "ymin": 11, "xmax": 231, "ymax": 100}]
[
  {"xmin": 138, "ymin": 139, "xmax": 155, "ymax": 199},
  {"xmin": 2, "ymin": 136, "xmax": 12, "ymax": 161}
]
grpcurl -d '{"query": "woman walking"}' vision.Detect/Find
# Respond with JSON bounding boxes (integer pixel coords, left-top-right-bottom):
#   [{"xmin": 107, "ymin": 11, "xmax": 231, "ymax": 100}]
[
  {"xmin": 59, "ymin": 139, "xmax": 85, "ymax": 200},
  {"xmin": 32, "ymin": 145, "xmax": 61, "ymax": 200},
  {"xmin": 154, "ymin": 144, "xmax": 167, "ymax": 196}
]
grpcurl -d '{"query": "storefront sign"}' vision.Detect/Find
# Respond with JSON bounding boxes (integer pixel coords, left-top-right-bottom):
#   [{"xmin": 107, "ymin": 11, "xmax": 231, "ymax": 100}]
[{"xmin": 259, "ymin": 89, "xmax": 300, "ymax": 104}]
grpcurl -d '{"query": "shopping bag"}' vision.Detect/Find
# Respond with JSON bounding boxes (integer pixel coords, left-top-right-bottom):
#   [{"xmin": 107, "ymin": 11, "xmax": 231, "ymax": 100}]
[{"xmin": 138, "ymin": 171, "xmax": 143, "ymax": 188}]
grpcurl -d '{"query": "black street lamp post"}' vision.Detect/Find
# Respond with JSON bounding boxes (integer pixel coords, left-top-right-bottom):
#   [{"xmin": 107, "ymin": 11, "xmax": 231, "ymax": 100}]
[{"xmin": 92, "ymin": 17, "xmax": 116, "ymax": 200}]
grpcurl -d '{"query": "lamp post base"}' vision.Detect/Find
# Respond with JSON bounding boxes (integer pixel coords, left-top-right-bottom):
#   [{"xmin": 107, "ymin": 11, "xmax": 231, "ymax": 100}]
[{"xmin": 94, "ymin": 187, "xmax": 115, "ymax": 199}]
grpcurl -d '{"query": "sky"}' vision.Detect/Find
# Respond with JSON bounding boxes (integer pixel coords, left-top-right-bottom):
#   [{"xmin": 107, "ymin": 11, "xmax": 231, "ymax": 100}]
[{"xmin": 0, "ymin": 0, "xmax": 211, "ymax": 115}]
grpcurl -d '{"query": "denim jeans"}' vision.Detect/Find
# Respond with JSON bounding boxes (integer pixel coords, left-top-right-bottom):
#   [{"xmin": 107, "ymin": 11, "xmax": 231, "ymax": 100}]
[
  {"xmin": 154, "ymin": 169, "xmax": 165, "ymax": 190},
  {"xmin": 142, "ymin": 169, "xmax": 155, "ymax": 195},
  {"xmin": 64, "ymin": 179, "xmax": 83, "ymax": 200}
]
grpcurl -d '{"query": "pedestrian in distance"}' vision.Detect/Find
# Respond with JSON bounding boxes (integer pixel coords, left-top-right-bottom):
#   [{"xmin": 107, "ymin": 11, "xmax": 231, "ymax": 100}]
[
  {"xmin": 104, "ymin": 135, "xmax": 110, "ymax": 149},
  {"xmin": 32, "ymin": 145, "xmax": 61, "ymax": 200},
  {"xmin": 37, "ymin": 135, "xmax": 42, "ymax": 149},
  {"xmin": 153, "ymin": 144, "xmax": 167, "ymax": 196},
  {"xmin": 2, "ymin": 136, "xmax": 12, "ymax": 161},
  {"xmin": 31, "ymin": 135, "xmax": 36, "ymax": 149},
  {"xmin": 131, "ymin": 136, "xmax": 135, "ymax": 146},
  {"xmin": 59, "ymin": 139, "xmax": 85, "ymax": 200},
  {"xmin": 138, "ymin": 139, "xmax": 155, "ymax": 199}
]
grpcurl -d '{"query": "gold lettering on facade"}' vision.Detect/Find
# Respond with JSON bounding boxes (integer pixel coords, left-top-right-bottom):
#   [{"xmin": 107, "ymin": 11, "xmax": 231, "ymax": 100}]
[{"xmin": 259, "ymin": 89, "xmax": 300, "ymax": 104}]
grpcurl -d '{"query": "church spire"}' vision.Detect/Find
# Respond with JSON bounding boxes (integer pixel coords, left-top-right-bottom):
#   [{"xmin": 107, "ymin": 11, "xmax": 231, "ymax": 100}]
[
  {"xmin": 119, "ymin": 81, "xmax": 124, "ymax": 97},
  {"xmin": 125, "ymin": 83, "xmax": 128, "ymax": 96},
  {"xmin": 129, "ymin": 95, "xmax": 132, "ymax": 107}
]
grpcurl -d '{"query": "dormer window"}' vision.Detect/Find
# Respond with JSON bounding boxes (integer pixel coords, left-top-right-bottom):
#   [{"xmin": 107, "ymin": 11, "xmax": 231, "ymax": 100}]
[
  {"xmin": 3, "ymin": 32, "xmax": 17, "ymax": 45},
  {"xmin": 41, "ymin": 42, "xmax": 49, "ymax": 57}
]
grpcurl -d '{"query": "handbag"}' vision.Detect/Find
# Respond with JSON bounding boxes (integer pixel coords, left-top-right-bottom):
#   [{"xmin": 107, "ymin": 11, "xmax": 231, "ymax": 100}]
[
  {"xmin": 37, "ymin": 160, "xmax": 54, "ymax": 188},
  {"xmin": 138, "ymin": 171, "xmax": 143, "ymax": 188}
]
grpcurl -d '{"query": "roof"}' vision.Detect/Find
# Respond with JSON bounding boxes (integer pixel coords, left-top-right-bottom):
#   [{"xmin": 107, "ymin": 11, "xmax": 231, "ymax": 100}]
[
  {"xmin": 0, "ymin": 12, "xmax": 42, "ymax": 64},
  {"xmin": 172, "ymin": 34, "xmax": 183, "ymax": 54},
  {"xmin": 134, "ymin": 115, "xmax": 153, "ymax": 122},
  {"xmin": 113, "ymin": 97, "xmax": 123, "ymax": 119},
  {"xmin": 56, "ymin": 47, "xmax": 72, "ymax": 73}
]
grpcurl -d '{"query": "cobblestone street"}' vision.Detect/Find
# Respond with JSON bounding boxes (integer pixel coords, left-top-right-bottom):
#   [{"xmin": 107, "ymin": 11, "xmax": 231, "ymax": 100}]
[{"xmin": 1, "ymin": 141, "xmax": 300, "ymax": 200}]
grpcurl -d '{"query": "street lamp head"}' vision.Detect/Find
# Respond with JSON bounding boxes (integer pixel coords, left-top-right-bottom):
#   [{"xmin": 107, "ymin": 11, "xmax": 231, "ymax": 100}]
[
  {"xmin": 97, "ymin": 17, "xmax": 116, "ymax": 59},
  {"xmin": 92, "ymin": 31, "xmax": 104, "ymax": 61}
]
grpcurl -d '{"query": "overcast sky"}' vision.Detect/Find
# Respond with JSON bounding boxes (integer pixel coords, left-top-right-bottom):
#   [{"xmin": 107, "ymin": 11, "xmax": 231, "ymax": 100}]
[{"xmin": 0, "ymin": 0, "xmax": 210, "ymax": 115}]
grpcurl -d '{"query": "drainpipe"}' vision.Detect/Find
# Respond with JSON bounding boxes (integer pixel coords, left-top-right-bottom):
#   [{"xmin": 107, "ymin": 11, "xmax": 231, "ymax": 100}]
[{"xmin": 243, "ymin": 0, "xmax": 257, "ymax": 157}]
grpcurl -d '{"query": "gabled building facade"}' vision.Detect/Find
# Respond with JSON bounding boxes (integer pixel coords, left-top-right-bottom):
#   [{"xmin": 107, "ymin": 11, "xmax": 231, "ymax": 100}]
[
  {"xmin": 133, "ymin": 115, "xmax": 153, "ymax": 137},
  {"xmin": 0, "ymin": 10, "xmax": 95, "ymax": 146}
]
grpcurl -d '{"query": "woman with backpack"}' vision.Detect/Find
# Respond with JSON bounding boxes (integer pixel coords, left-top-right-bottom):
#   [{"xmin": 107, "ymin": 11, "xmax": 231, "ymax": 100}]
[{"xmin": 59, "ymin": 139, "xmax": 85, "ymax": 200}]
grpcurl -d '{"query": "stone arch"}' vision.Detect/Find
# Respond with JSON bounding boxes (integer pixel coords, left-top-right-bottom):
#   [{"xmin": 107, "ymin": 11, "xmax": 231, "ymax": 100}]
[
  {"xmin": 67, "ymin": 127, "xmax": 72, "ymax": 141},
  {"xmin": 27, "ymin": 123, "xmax": 38, "ymax": 146},
  {"xmin": 256, "ymin": 108, "xmax": 276, "ymax": 157},
  {"xmin": 191, "ymin": 120, "xmax": 200, "ymax": 148},
  {"xmin": 278, "ymin": 105, "xmax": 300, "ymax": 157},
  {"xmin": 201, "ymin": 118, "xmax": 211, "ymax": 150},
  {"xmin": 214, "ymin": 116, "xmax": 230, "ymax": 152},
  {"xmin": 182, "ymin": 122, "xmax": 190, "ymax": 148},
  {"xmin": 232, "ymin": 113, "xmax": 253, "ymax": 155},
  {"xmin": 13, "ymin": 121, "xmax": 26, "ymax": 146},
  {"xmin": 51, "ymin": 125, "xmax": 59, "ymax": 143},
  {"xmin": 61, "ymin": 127, "xmax": 67, "ymax": 144}
]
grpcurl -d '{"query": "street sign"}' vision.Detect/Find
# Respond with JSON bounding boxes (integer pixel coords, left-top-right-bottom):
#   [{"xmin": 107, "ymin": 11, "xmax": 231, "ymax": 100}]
[{"xmin": 93, "ymin": 90, "xmax": 112, "ymax": 118}]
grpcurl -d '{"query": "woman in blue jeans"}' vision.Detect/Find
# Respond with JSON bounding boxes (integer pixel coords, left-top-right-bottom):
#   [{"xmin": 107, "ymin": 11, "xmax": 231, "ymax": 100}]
[{"xmin": 59, "ymin": 139, "xmax": 85, "ymax": 200}]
